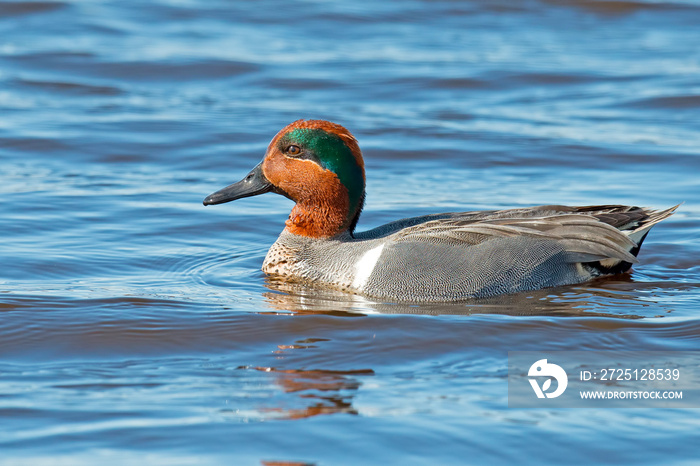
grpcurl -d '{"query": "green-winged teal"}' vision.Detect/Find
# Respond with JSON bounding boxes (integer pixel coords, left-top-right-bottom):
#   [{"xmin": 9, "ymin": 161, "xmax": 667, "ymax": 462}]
[{"xmin": 204, "ymin": 119, "xmax": 677, "ymax": 302}]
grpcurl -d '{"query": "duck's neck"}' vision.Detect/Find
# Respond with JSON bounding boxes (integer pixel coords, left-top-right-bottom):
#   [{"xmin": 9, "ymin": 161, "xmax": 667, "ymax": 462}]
[
  {"xmin": 285, "ymin": 197, "xmax": 350, "ymax": 239},
  {"xmin": 281, "ymin": 166, "xmax": 365, "ymax": 239},
  {"xmin": 284, "ymin": 179, "xmax": 365, "ymax": 239}
]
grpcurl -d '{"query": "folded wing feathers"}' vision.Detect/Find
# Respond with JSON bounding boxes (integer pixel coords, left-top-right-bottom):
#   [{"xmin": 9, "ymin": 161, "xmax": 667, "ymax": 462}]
[{"xmin": 391, "ymin": 206, "xmax": 681, "ymax": 264}]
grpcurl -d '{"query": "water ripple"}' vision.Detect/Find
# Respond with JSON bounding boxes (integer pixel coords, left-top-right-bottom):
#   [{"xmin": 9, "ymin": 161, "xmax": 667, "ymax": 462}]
[
  {"xmin": 0, "ymin": 1, "xmax": 67, "ymax": 18},
  {"xmin": 2, "ymin": 0, "xmax": 700, "ymax": 462}
]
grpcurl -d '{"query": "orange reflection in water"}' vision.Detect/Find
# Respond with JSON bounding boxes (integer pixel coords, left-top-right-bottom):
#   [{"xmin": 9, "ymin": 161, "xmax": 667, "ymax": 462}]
[{"xmin": 253, "ymin": 366, "xmax": 374, "ymax": 420}]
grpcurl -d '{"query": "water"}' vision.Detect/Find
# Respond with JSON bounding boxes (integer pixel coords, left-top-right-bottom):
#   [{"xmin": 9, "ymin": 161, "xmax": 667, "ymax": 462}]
[{"xmin": 2, "ymin": 0, "xmax": 700, "ymax": 464}]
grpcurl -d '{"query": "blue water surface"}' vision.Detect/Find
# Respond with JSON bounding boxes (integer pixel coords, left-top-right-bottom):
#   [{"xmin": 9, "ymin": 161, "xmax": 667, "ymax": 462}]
[{"xmin": 1, "ymin": 0, "xmax": 700, "ymax": 464}]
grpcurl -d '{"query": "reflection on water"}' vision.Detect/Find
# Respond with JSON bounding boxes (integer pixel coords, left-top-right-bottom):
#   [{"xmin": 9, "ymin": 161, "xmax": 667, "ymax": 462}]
[
  {"xmin": 250, "ymin": 366, "xmax": 372, "ymax": 420},
  {"xmin": 261, "ymin": 275, "xmax": 669, "ymax": 319},
  {"xmin": 254, "ymin": 338, "xmax": 372, "ymax": 420}
]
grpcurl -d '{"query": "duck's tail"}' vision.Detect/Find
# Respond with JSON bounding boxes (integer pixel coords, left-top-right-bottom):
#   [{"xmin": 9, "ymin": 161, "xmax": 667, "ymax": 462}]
[{"xmin": 587, "ymin": 204, "xmax": 679, "ymax": 275}]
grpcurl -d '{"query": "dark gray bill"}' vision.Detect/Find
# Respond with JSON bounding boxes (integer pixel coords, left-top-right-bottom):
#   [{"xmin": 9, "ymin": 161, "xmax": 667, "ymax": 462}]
[{"xmin": 203, "ymin": 163, "xmax": 273, "ymax": 206}]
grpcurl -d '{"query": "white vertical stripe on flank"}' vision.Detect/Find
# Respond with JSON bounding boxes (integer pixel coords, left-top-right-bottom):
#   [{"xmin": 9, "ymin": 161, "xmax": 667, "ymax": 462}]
[{"xmin": 352, "ymin": 244, "xmax": 385, "ymax": 290}]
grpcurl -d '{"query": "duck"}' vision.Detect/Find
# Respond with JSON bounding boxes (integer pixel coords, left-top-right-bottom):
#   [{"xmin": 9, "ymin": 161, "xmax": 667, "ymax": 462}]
[{"xmin": 204, "ymin": 119, "xmax": 677, "ymax": 302}]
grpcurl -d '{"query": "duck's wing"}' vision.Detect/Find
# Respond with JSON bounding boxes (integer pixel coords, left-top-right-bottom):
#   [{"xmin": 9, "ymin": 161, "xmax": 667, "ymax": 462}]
[{"xmin": 388, "ymin": 205, "xmax": 679, "ymax": 264}]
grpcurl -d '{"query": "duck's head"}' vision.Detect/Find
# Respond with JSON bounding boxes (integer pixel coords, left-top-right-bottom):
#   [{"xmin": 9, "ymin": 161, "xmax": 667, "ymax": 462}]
[{"xmin": 204, "ymin": 119, "xmax": 366, "ymax": 239}]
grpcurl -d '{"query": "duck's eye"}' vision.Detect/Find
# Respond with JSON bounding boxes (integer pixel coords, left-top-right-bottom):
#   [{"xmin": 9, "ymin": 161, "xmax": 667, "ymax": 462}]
[{"xmin": 286, "ymin": 145, "xmax": 302, "ymax": 157}]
